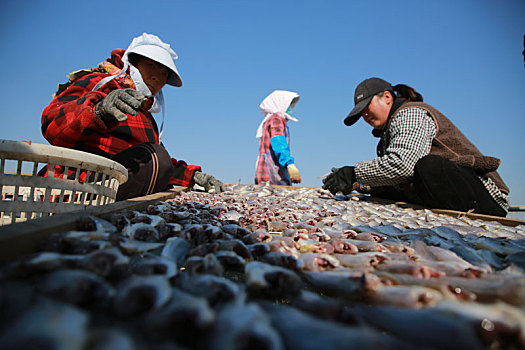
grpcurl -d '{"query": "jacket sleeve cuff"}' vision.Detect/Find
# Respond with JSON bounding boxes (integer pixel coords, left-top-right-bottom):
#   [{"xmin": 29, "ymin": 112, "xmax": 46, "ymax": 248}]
[{"xmin": 169, "ymin": 158, "xmax": 202, "ymax": 187}]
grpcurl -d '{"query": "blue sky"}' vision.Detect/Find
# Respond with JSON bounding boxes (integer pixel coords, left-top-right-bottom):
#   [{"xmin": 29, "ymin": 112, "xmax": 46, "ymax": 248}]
[{"xmin": 1, "ymin": 0, "xmax": 524, "ymax": 218}]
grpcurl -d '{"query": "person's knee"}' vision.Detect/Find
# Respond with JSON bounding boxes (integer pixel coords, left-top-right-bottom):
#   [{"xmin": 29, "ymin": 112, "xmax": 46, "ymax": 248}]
[{"xmin": 415, "ymin": 154, "xmax": 446, "ymax": 173}]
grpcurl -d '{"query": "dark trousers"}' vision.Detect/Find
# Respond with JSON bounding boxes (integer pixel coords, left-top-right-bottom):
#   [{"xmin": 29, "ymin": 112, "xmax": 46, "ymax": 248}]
[
  {"xmin": 112, "ymin": 143, "xmax": 174, "ymax": 201},
  {"xmin": 371, "ymin": 155, "xmax": 506, "ymax": 217}
]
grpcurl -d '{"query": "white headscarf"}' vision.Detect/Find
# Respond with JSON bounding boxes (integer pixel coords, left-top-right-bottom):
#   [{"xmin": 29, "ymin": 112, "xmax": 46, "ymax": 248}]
[{"xmin": 256, "ymin": 90, "xmax": 300, "ymax": 138}]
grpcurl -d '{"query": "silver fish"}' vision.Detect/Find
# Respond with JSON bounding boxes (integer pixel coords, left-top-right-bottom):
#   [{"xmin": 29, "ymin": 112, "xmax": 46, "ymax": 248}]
[
  {"xmin": 299, "ymin": 253, "xmax": 340, "ymax": 271},
  {"xmin": 245, "ymin": 261, "xmax": 302, "ymax": 299},
  {"xmin": 122, "ymin": 222, "xmax": 160, "ymax": 242},
  {"xmin": 262, "ymin": 303, "xmax": 405, "ymax": 349},
  {"xmin": 84, "ymin": 328, "xmax": 136, "ymax": 350},
  {"xmin": 208, "ymin": 298, "xmax": 283, "ymax": 350},
  {"xmin": 214, "ymin": 251, "xmax": 246, "ymax": 271},
  {"xmin": 301, "ymin": 270, "xmax": 381, "ymax": 299},
  {"xmin": 175, "ymin": 273, "xmax": 241, "ymax": 307},
  {"xmin": 146, "ymin": 287, "xmax": 215, "ymax": 345},
  {"xmin": 259, "ymin": 251, "xmax": 304, "ymax": 271},
  {"xmin": 334, "ymin": 252, "xmax": 389, "ymax": 268},
  {"xmin": 118, "ymin": 238, "xmax": 165, "ymax": 254},
  {"xmin": 132, "ymin": 254, "xmax": 178, "ymax": 279},
  {"xmin": 114, "ymin": 275, "xmax": 172, "ymax": 318},
  {"xmin": 0, "ymin": 298, "xmax": 89, "ymax": 350},
  {"xmin": 161, "ymin": 237, "xmax": 191, "ymax": 267},
  {"xmin": 39, "ymin": 268, "xmax": 115, "ymax": 307},
  {"xmin": 368, "ymin": 285, "xmax": 443, "ymax": 308},
  {"xmin": 185, "ymin": 254, "xmax": 224, "ymax": 276},
  {"xmin": 354, "ymin": 304, "xmax": 486, "ymax": 349}
]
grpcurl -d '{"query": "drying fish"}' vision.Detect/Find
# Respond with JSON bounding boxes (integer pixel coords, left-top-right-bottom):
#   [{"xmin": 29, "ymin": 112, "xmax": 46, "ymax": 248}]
[
  {"xmin": 247, "ymin": 242, "xmax": 272, "ymax": 259},
  {"xmin": 297, "ymin": 238, "xmax": 335, "ymax": 254},
  {"xmin": 39, "ymin": 232, "xmax": 112, "ymax": 255},
  {"xmin": 84, "ymin": 328, "xmax": 136, "ymax": 350},
  {"xmin": 505, "ymin": 251, "xmax": 525, "ymax": 272},
  {"xmin": 215, "ymin": 238, "xmax": 251, "ymax": 259},
  {"xmin": 185, "ymin": 254, "xmax": 225, "ymax": 276},
  {"xmin": 468, "ymin": 236, "xmax": 525, "ymax": 256},
  {"xmin": 411, "ymin": 240, "xmax": 487, "ymax": 277},
  {"xmin": 375, "ymin": 260, "xmax": 445, "ymax": 279},
  {"xmin": 2, "ymin": 182, "xmax": 525, "ymax": 349},
  {"xmin": 131, "ymin": 254, "xmax": 178, "ymax": 279},
  {"xmin": 117, "ymin": 238, "xmax": 164, "ymax": 254},
  {"xmin": 77, "ymin": 246, "xmax": 130, "ymax": 278},
  {"xmin": 381, "ymin": 240, "xmax": 415, "ymax": 255},
  {"xmin": 75, "ymin": 215, "xmax": 118, "ymax": 234},
  {"xmin": 242, "ymin": 230, "xmax": 272, "ymax": 245},
  {"xmin": 220, "ymin": 224, "xmax": 251, "ymax": 239},
  {"xmin": 128, "ymin": 211, "xmax": 165, "ymax": 227},
  {"xmin": 328, "ymin": 238, "xmax": 359, "ymax": 254},
  {"xmin": 188, "ymin": 242, "xmax": 220, "ymax": 257},
  {"xmin": 207, "ymin": 298, "xmax": 283, "ymax": 350},
  {"xmin": 38, "ymin": 268, "xmax": 115, "ymax": 307},
  {"xmin": 334, "ymin": 251, "xmax": 389, "ymax": 268},
  {"xmin": 146, "ymin": 287, "xmax": 215, "ymax": 345},
  {"xmin": 122, "ymin": 222, "xmax": 160, "ymax": 242},
  {"xmin": 220, "ymin": 210, "xmax": 244, "ymax": 222},
  {"xmin": 192, "ymin": 224, "xmax": 224, "ymax": 245},
  {"xmin": 214, "ymin": 251, "xmax": 246, "ymax": 271},
  {"xmin": 0, "ymin": 298, "xmax": 89, "ymax": 350},
  {"xmin": 156, "ymin": 222, "xmax": 183, "ymax": 240},
  {"xmin": 107, "ymin": 212, "xmax": 131, "ymax": 231},
  {"xmin": 245, "ymin": 261, "xmax": 302, "ymax": 299},
  {"xmin": 290, "ymin": 290, "xmax": 349, "ymax": 323},
  {"xmin": 368, "ymin": 284, "xmax": 443, "ymax": 308},
  {"xmin": 262, "ymin": 303, "xmax": 406, "ymax": 350},
  {"xmin": 345, "ymin": 239, "xmax": 388, "ymax": 252},
  {"xmin": 439, "ymin": 275, "xmax": 525, "ymax": 306},
  {"xmin": 113, "ymin": 275, "xmax": 172, "ymax": 318},
  {"xmin": 433, "ymin": 300, "xmax": 525, "ymax": 347},
  {"xmin": 161, "ymin": 236, "xmax": 191, "ymax": 267},
  {"xmin": 259, "ymin": 251, "xmax": 304, "ymax": 271},
  {"xmin": 299, "ymin": 252, "xmax": 340, "ymax": 271},
  {"xmin": 0, "ymin": 251, "xmax": 68, "ymax": 278},
  {"xmin": 355, "ymin": 304, "xmax": 486, "ymax": 349},
  {"xmin": 301, "ymin": 270, "xmax": 381, "ymax": 299},
  {"xmin": 175, "ymin": 273, "xmax": 242, "ymax": 307}
]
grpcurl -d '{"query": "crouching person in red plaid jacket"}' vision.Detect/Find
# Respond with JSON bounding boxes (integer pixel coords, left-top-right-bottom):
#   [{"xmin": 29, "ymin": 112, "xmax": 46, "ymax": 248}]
[{"xmin": 41, "ymin": 33, "xmax": 226, "ymax": 200}]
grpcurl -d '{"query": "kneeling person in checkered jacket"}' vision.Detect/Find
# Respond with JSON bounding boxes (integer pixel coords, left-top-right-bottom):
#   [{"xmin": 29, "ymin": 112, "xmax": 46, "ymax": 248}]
[{"xmin": 322, "ymin": 77, "xmax": 509, "ymax": 217}]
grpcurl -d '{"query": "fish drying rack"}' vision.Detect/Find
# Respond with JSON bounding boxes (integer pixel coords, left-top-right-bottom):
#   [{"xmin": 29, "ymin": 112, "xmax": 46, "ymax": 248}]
[
  {"xmin": 0, "ymin": 185, "xmax": 524, "ymax": 349},
  {"xmin": 0, "ymin": 139, "xmax": 128, "ymax": 225}
]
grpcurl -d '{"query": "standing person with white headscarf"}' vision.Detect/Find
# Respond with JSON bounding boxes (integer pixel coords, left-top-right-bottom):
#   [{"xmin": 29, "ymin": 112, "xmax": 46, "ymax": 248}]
[
  {"xmin": 255, "ymin": 90, "xmax": 301, "ymax": 185},
  {"xmin": 42, "ymin": 33, "xmax": 226, "ymax": 200}
]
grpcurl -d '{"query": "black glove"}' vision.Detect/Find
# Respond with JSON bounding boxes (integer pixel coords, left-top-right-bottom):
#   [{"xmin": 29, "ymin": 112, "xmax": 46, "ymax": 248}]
[
  {"xmin": 322, "ymin": 166, "xmax": 356, "ymax": 195},
  {"xmin": 95, "ymin": 88, "xmax": 147, "ymax": 122},
  {"xmin": 193, "ymin": 171, "xmax": 227, "ymax": 193}
]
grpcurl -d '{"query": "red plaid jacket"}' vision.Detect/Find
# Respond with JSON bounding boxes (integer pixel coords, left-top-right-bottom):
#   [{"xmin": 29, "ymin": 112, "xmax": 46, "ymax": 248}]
[
  {"xmin": 255, "ymin": 114, "xmax": 290, "ymax": 184},
  {"xmin": 41, "ymin": 49, "xmax": 200, "ymax": 187}
]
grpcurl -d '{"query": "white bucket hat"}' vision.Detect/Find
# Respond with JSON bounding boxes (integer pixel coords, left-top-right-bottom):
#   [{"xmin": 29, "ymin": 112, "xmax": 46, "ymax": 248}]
[
  {"xmin": 125, "ymin": 33, "xmax": 182, "ymax": 87},
  {"xmin": 92, "ymin": 33, "xmax": 182, "ymax": 143},
  {"xmin": 93, "ymin": 33, "xmax": 182, "ymax": 91}
]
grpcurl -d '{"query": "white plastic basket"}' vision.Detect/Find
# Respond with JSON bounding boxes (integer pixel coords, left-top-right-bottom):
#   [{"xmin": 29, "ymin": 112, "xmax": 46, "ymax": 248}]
[{"xmin": 0, "ymin": 140, "xmax": 128, "ymax": 225}]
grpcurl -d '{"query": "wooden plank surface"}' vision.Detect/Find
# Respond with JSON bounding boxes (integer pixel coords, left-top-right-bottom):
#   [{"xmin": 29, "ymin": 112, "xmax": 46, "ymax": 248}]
[{"xmin": 0, "ymin": 187, "xmax": 187, "ymax": 263}]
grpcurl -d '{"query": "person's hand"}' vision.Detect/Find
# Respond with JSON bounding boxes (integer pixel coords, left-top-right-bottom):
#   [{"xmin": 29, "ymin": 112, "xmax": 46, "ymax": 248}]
[
  {"xmin": 287, "ymin": 164, "xmax": 301, "ymax": 183},
  {"xmin": 95, "ymin": 88, "xmax": 147, "ymax": 122},
  {"xmin": 322, "ymin": 166, "xmax": 356, "ymax": 195},
  {"xmin": 193, "ymin": 171, "xmax": 228, "ymax": 193}
]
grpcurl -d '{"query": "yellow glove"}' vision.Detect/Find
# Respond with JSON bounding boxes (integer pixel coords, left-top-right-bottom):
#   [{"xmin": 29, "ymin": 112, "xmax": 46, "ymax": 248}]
[{"xmin": 287, "ymin": 164, "xmax": 302, "ymax": 184}]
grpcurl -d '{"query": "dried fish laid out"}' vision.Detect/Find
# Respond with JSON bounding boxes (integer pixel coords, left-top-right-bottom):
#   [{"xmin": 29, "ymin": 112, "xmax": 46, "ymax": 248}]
[{"xmin": 1, "ymin": 183, "xmax": 524, "ymax": 349}]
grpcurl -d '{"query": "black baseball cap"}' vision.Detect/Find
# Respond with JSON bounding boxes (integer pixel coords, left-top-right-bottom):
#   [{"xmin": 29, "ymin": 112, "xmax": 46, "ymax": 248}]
[{"xmin": 344, "ymin": 77, "xmax": 393, "ymax": 126}]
